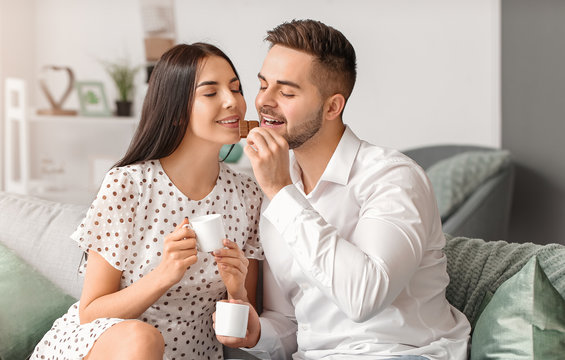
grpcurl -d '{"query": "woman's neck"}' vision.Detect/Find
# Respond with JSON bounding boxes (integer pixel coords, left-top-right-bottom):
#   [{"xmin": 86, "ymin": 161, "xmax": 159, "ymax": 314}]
[{"xmin": 159, "ymin": 137, "xmax": 222, "ymax": 201}]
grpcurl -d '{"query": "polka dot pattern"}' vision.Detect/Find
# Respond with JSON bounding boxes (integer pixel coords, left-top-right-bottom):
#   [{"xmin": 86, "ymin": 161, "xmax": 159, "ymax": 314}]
[{"xmin": 32, "ymin": 161, "xmax": 263, "ymax": 359}]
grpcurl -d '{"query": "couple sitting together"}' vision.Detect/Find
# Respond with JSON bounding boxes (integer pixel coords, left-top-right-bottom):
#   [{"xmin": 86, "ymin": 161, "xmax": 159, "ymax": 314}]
[{"xmin": 32, "ymin": 19, "xmax": 471, "ymax": 360}]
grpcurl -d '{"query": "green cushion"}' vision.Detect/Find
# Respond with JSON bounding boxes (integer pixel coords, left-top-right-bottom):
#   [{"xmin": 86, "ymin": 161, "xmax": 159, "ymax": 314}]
[
  {"xmin": 426, "ymin": 150, "xmax": 510, "ymax": 220},
  {"xmin": 471, "ymin": 256, "xmax": 565, "ymax": 359},
  {"xmin": 0, "ymin": 243, "xmax": 76, "ymax": 360}
]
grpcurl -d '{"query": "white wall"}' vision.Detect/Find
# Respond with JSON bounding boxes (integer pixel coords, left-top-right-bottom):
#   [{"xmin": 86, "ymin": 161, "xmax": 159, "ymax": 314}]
[
  {"xmin": 1, "ymin": 0, "xmax": 501, "ymax": 202},
  {"xmin": 175, "ymin": 0, "xmax": 501, "ymax": 150},
  {"xmin": 0, "ymin": 0, "xmax": 4, "ymax": 191},
  {"xmin": 28, "ymin": 0, "xmax": 500, "ymax": 151},
  {"xmin": 0, "ymin": 0, "xmax": 37, "ymax": 191},
  {"xmin": 33, "ymin": 0, "xmax": 145, "ymax": 113}
]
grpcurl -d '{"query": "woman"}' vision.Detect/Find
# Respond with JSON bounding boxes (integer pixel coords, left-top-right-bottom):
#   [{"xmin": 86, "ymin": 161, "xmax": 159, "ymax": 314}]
[{"xmin": 32, "ymin": 43, "xmax": 263, "ymax": 360}]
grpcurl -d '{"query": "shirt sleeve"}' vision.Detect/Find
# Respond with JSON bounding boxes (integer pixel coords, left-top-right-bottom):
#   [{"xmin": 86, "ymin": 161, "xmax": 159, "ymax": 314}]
[
  {"xmin": 70, "ymin": 167, "xmax": 139, "ymax": 272},
  {"xmin": 240, "ymin": 176, "xmax": 264, "ymax": 260},
  {"xmin": 245, "ymin": 261, "xmax": 297, "ymax": 359},
  {"xmin": 262, "ymin": 162, "xmax": 438, "ymax": 323}
]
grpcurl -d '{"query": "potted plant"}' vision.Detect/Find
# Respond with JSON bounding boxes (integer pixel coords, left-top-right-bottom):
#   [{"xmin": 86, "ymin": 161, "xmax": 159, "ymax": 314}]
[{"xmin": 102, "ymin": 60, "xmax": 140, "ymax": 116}]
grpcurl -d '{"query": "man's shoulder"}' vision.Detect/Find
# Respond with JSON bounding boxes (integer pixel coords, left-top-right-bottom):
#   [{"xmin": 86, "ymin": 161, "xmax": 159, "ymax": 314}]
[
  {"xmin": 348, "ymin": 140, "xmax": 431, "ymax": 198},
  {"xmin": 355, "ymin": 140, "xmax": 421, "ymax": 172}
]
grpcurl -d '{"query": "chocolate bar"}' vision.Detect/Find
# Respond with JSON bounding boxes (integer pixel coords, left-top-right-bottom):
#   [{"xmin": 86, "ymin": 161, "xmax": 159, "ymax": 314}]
[{"xmin": 239, "ymin": 120, "xmax": 259, "ymax": 138}]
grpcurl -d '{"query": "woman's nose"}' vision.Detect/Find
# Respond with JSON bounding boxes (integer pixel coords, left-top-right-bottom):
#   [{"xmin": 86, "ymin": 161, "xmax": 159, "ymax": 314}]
[{"xmin": 223, "ymin": 89, "xmax": 238, "ymax": 109}]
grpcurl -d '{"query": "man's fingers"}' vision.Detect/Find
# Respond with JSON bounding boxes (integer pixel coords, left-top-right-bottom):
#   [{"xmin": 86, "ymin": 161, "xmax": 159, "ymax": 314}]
[
  {"xmin": 246, "ymin": 130, "xmax": 271, "ymax": 154},
  {"xmin": 228, "ymin": 298, "xmax": 248, "ymax": 305},
  {"xmin": 254, "ymin": 127, "xmax": 289, "ymax": 149},
  {"xmin": 216, "ymin": 334, "xmax": 245, "ymax": 348}
]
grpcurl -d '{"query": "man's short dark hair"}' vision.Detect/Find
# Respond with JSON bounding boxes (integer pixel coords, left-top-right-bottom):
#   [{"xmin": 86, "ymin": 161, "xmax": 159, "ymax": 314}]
[{"xmin": 265, "ymin": 19, "xmax": 357, "ymax": 102}]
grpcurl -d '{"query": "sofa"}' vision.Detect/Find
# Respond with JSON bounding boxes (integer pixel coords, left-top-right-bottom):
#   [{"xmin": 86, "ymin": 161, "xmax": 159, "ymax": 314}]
[
  {"xmin": 2, "ymin": 146, "xmax": 564, "ymax": 359},
  {"xmin": 402, "ymin": 144, "xmax": 514, "ymax": 241}
]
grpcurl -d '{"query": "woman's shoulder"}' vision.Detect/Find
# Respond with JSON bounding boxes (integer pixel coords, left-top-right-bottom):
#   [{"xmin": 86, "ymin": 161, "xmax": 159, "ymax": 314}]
[
  {"xmin": 107, "ymin": 160, "xmax": 161, "ymax": 181},
  {"xmin": 98, "ymin": 161, "xmax": 165, "ymax": 197}
]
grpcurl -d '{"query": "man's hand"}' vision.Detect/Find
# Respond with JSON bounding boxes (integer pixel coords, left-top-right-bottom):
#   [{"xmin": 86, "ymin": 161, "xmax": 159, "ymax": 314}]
[
  {"xmin": 244, "ymin": 127, "xmax": 292, "ymax": 200},
  {"xmin": 214, "ymin": 299, "xmax": 261, "ymax": 348}
]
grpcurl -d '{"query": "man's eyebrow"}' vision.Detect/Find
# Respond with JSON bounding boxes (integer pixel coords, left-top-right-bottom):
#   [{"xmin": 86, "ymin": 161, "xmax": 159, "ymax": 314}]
[
  {"xmin": 257, "ymin": 73, "xmax": 301, "ymax": 89},
  {"xmin": 197, "ymin": 77, "xmax": 239, "ymax": 88}
]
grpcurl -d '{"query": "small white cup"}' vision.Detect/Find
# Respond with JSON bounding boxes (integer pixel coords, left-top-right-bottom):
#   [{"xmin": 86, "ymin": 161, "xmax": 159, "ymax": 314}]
[
  {"xmin": 184, "ymin": 214, "xmax": 225, "ymax": 253},
  {"xmin": 215, "ymin": 301, "xmax": 249, "ymax": 338}
]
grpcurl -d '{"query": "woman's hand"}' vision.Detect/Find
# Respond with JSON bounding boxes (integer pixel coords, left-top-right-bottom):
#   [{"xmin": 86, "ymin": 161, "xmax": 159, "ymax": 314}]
[
  {"xmin": 156, "ymin": 218, "xmax": 198, "ymax": 287},
  {"xmin": 214, "ymin": 239, "xmax": 249, "ymax": 301}
]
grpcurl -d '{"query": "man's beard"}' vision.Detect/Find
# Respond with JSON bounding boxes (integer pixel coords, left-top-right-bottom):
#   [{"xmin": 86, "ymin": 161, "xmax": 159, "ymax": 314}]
[{"xmin": 260, "ymin": 107, "xmax": 323, "ymax": 149}]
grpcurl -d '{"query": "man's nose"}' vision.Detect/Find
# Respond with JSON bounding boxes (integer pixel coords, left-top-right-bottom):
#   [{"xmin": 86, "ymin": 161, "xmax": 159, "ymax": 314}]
[{"xmin": 255, "ymin": 87, "xmax": 276, "ymax": 109}]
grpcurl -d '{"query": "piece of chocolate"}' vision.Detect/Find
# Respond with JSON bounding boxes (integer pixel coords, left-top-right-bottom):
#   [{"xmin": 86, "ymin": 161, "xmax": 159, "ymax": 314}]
[{"xmin": 239, "ymin": 120, "xmax": 260, "ymax": 138}]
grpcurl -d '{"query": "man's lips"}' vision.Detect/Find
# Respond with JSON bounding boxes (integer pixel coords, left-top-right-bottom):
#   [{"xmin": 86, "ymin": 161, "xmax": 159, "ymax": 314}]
[{"xmin": 261, "ymin": 114, "xmax": 286, "ymax": 126}]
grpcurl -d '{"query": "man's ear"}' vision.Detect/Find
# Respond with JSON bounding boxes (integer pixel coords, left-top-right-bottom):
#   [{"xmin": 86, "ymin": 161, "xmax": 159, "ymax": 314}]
[{"xmin": 324, "ymin": 94, "xmax": 346, "ymax": 121}]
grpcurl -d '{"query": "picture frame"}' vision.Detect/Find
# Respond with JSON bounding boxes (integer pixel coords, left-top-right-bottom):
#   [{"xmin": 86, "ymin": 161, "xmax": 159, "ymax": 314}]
[{"xmin": 76, "ymin": 81, "xmax": 111, "ymax": 116}]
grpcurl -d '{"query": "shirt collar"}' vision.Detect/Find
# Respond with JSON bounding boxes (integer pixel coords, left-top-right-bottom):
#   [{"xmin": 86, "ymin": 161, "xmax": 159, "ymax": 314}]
[{"xmin": 289, "ymin": 125, "xmax": 361, "ymax": 187}]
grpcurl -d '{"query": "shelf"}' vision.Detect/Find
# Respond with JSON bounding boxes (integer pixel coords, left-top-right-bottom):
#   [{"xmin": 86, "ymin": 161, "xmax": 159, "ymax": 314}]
[{"xmin": 28, "ymin": 112, "xmax": 139, "ymax": 125}]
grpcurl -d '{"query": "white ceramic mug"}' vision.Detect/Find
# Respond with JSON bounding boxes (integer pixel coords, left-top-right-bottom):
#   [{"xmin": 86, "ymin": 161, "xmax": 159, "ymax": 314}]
[
  {"xmin": 184, "ymin": 214, "xmax": 225, "ymax": 253},
  {"xmin": 215, "ymin": 301, "xmax": 249, "ymax": 338}
]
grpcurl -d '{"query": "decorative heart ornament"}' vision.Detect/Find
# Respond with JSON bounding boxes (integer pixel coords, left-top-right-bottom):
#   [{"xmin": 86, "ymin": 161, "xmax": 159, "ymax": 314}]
[{"xmin": 37, "ymin": 65, "xmax": 77, "ymax": 115}]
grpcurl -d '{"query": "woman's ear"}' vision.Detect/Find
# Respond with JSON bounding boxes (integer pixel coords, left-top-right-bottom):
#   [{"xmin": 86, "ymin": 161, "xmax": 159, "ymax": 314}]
[{"xmin": 324, "ymin": 94, "xmax": 346, "ymax": 121}]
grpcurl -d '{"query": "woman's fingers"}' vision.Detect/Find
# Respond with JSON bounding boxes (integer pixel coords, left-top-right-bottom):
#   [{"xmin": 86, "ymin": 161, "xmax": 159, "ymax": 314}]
[
  {"xmin": 213, "ymin": 239, "xmax": 244, "ymax": 256},
  {"xmin": 216, "ymin": 256, "xmax": 247, "ymax": 272},
  {"xmin": 219, "ymin": 266, "xmax": 245, "ymax": 279},
  {"xmin": 173, "ymin": 248, "xmax": 198, "ymax": 259},
  {"xmin": 166, "ymin": 226, "xmax": 196, "ymax": 243},
  {"xmin": 214, "ymin": 240, "xmax": 248, "ymax": 272},
  {"xmin": 171, "ymin": 217, "xmax": 189, "ymax": 232},
  {"xmin": 166, "ymin": 237, "xmax": 197, "ymax": 251}
]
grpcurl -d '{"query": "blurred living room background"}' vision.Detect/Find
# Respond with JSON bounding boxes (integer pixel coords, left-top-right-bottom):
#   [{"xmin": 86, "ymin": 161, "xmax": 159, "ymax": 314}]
[{"xmin": 0, "ymin": 0, "xmax": 564, "ymax": 246}]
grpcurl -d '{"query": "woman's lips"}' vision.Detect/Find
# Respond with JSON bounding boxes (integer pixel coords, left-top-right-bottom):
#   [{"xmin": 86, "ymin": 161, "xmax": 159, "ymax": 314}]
[{"xmin": 216, "ymin": 115, "xmax": 240, "ymax": 128}]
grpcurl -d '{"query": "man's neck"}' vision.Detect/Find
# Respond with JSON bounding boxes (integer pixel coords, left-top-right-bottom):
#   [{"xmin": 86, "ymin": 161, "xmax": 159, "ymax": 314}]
[{"xmin": 293, "ymin": 123, "xmax": 345, "ymax": 195}]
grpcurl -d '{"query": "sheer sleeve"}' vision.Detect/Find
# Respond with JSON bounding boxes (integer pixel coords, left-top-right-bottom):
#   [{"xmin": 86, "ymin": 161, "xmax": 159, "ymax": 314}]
[{"xmin": 71, "ymin": 167, "xmax": 139, "ymax": 272}]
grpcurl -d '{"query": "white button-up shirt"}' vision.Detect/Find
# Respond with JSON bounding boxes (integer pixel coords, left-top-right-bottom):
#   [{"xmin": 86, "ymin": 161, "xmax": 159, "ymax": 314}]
[{"xmin": 251, "ymin": 127, "xmax": 470, "ymax": 360}]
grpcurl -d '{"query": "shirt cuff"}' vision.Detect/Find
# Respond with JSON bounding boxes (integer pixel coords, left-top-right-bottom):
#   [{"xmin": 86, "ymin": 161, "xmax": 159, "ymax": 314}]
[
  {"xmin": 263, "ymin": 185, "xmax": 310, "ymax": 234},
  {"xmin": 247, "ymin": 317, "xmax": 278, "ymax": 352}
]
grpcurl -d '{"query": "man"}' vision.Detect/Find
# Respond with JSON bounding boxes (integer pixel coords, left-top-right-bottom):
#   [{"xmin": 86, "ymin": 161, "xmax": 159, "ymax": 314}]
[{"xmin": 217, "ymin": 19, "xmax": 471, "ymax": 359}]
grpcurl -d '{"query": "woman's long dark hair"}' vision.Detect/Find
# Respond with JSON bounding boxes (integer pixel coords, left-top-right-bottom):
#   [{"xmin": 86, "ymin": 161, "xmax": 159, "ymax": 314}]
[{"xmin": 114, "ymin": 43, "xmax": 242, "ymax": 168}]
